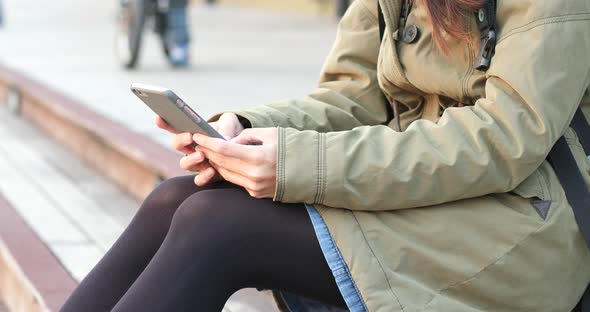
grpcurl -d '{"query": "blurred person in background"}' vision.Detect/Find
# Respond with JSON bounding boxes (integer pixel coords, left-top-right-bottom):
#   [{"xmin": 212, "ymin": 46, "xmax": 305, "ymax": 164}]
[
  {"xmin": 118, "ymin": 0, "xmax": 191, "ymax": 68},
  {"xmin": 164, "ymin": 0, "xmax": 190, "ymax": 66}
]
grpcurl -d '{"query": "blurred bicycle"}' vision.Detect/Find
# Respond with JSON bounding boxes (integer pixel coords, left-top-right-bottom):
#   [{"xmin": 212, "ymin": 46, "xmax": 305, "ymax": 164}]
[{"xmin": 116, "ymin": 0, "xmax": 190, "ymax": 69}]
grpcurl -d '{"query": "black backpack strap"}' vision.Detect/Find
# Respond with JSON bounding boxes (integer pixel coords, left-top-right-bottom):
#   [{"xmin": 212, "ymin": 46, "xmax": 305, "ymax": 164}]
[
  {"xmin": 547, "ymin": 114, "xmax": 590, "ymax": 248},
  {"xmin": 552, "ymin": 108, "xmax": 590, "ymax": 250},
  {"xmin": 575, "ymin": 284, "xmax": 590, "ymax": 312},
  {"xmin": 571, "ymin": 109, "xmax": 590, "ymax": 153},
  {"xmin": 548, "ymin": 108, "xmax": 590, "ymax": 312}
]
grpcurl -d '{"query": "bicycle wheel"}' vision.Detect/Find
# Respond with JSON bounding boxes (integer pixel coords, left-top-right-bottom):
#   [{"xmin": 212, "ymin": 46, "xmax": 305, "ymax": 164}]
[{"xmin": 115, "ymin": 0, "xmax": 147, "ymax": 69}]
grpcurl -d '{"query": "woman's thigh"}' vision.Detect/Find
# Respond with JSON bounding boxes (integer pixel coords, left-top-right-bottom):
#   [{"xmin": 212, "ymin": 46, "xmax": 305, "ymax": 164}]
[
  {"xmin": 60, "ymin": 177, "xmax": 240, "ymax": 312},
  {"xmin": 132, "ymin": 175, "xmax": 238, "ymax": 232},
  {"xmin": 112, "ymin": 187, "xmax": 346, "ymax": 311}
]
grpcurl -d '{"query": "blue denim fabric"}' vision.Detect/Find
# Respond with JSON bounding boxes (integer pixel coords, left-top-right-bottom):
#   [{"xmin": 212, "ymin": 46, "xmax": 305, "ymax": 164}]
[
  {"xmin": 165, "ymin": 7, "xmax": 190, "ymax": 65},
  {"xmin": 166, "ymin": 7, "xmax": 190, "ymax": 45},
  {"xmin": 280, "ymin": 205, "xmax": 369, "ymax": 312}
]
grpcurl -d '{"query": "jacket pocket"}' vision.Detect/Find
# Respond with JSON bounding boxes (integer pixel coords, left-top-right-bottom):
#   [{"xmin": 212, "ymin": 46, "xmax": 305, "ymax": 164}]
[
  {"xmin": 510, "ymin": 168, "xmax": 552, "ymax": 221},
  {"xmin": 511, "ymin": 169, "xmax": 550, "ymax": 201}
]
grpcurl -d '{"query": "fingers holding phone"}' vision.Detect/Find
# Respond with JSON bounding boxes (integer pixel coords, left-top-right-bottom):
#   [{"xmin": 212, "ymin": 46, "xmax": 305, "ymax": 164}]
[
  {"xmin": 173, "ymin": 132, "xmax": 197, "ymax": 155},
  {"xmin": 140, "ymin": 84, "xmax": 247, "ymax": 187},
  {"xmin": 179, "ymin": 150, "xmax": 207, "ymax": 171},
  {"xmin": 155, "ymin": 116, "xmax": 195, "ymax": 154},
  {"xmin": 211, "ymin": 113, "xmax": 245, "ymax": 140},
  {"xmin": 190, "ymin": 113, "xmax": 245, "ymax": 186},
  {"xmin": 193, "ymin": 165, "xmax": 222, "ymax": 186},
  {"xmin": 179, "ymin": 149, "xmax": 223, "ymax": 186}
]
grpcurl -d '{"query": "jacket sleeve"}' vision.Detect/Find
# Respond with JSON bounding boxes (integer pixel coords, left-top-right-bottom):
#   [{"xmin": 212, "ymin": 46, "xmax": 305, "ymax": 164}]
[
  {"xmin": 275, "ymin": 19, "xmax": 590, "ymax": 210},
  {"xmin": 210, "ymin": 0, "xmax": 390, "ymax": 132}
]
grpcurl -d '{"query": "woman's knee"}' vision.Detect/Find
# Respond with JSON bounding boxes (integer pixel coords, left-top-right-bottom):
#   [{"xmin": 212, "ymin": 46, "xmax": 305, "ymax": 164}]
[
  {"xmin": 139, "ymin": 175, "xmax": 199, "ymax": 218},
  {"xmin": 166, "ymin": 188, "xmax": 255, "ymax": 245}
]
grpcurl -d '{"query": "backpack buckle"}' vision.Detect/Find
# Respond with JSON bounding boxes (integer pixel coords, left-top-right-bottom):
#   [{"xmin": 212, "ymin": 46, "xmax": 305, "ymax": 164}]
[{"xmin": 475, "ymin": 29, "xmax": 496, "ymax": 71}]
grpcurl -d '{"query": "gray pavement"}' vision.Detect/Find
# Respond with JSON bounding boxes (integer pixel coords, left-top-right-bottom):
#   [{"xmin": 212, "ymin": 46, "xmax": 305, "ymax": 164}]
[
  {"xmin": 0, "ymin": 106, "xmax": 278, "ymax": 311},
  {"xmin": 0, "ymin": 0, "xmax": 336, "ymax": 148}
]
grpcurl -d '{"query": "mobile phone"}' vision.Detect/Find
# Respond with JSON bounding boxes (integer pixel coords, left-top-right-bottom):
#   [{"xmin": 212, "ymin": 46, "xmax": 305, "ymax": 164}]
[{"xmin": 130, "ymin": 83, "xmax": 225, "ymax": 140}]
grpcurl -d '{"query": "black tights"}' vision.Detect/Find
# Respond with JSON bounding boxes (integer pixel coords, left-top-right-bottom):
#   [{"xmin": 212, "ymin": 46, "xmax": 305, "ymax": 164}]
[{"xmin": 60, "ymin": 175, "xmax": 346, "ymax": 311}]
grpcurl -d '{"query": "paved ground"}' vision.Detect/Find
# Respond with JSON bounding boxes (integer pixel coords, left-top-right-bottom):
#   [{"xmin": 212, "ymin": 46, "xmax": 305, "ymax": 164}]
[
  {"xmin": 0, "ymin": 107, "xmax": 278, "ymax": 311},
  {"xmin": 0, "ymin": 0, "xmax": 336, "ymax": 148}
]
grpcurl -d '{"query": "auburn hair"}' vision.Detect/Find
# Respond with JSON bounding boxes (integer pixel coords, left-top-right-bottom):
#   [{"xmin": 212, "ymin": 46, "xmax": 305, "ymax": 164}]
[{"xmin": 421, "ymin": 0, "xmax": 485, "ymax": 52}]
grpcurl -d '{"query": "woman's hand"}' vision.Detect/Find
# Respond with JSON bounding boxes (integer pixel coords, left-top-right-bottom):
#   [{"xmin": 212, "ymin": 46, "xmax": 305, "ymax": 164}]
[
  {"xmin": 155, "ymin": 116, "xmax": 195, "ymax": 154},
  {"xmin": 193, "ymin": 128, "xmax": 277, "ymax": 198},
  {"xmin": 155, "ymin": 113, "xmax": 246, "ymax": 182}
]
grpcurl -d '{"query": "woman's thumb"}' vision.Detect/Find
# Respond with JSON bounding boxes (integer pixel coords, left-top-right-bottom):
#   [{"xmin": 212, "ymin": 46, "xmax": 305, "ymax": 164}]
[{"xmin": 231, "ymin": 130, "xmax": 261, "ymax": 145}]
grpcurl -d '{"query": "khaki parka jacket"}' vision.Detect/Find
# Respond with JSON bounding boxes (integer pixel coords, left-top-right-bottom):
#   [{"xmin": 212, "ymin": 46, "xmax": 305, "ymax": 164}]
[{"xmin": 216, "ymin": 0, "xmax": 590, "ymax": 310}]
